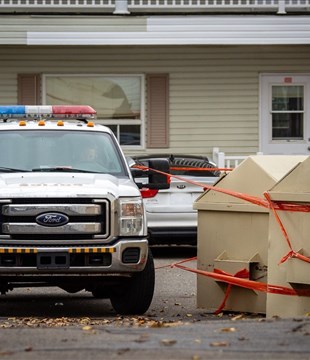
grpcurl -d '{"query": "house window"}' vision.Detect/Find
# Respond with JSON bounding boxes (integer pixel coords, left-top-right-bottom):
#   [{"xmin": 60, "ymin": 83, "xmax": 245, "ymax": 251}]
[
  {"xmin": 271, "ymin": 85, "xmax": 304, "ymax": 140},
  {"xmin": 260, "ymin": 74, "xmax": 310, "ymax": 155},
  {"xmin": 43, "ymin": 75, "xmax": 144, "ymax": 147}
]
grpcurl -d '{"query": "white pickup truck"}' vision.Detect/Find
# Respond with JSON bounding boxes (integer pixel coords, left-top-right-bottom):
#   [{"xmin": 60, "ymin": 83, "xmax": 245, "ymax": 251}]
[{"xmin": 0, "ymin": 105, "xmax": 169, "ymax": 315}]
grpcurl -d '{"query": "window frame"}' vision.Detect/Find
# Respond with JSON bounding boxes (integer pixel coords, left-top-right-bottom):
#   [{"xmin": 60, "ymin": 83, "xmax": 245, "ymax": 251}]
[
  {"xmin": 42, "ymin": 74, "xmax": 145, "ymax": 150},
  {"xmin": 260, "ymin": 73, "xmax": 310, "ymax": 155},
  {"xmin": 271, "ymin": 85, "xmax": 304, "ymax": 141}
]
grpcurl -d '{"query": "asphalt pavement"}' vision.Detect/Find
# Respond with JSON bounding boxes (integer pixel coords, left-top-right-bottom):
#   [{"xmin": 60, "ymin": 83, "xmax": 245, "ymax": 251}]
[{"xmin": 0, "ymin": 246, "xmax": 309, "ymax": 360}]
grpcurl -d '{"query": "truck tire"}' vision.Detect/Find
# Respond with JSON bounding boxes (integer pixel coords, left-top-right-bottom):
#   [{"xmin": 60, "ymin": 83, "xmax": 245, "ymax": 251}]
[
  {"xmin": 91, "ymin": 287, "xmax": 109, "ymax": 299},
  {"xmin": 110, "ymin": 250, "xmax": 155, "ymax": 315}
]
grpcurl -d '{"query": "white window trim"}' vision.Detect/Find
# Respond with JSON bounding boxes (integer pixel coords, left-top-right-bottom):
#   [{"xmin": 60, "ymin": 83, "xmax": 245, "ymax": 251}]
[{"xmin": 260, "ymin": 73, "xmax": 310, "ymax": 155}]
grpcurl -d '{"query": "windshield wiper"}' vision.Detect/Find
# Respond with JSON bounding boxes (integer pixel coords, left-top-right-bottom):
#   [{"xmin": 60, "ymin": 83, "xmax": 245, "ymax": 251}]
[
  {"xmin": 31, "ymin": 167, "xmax": 100, "ymax": 173},
  {"xmin": 0, "ymin": 167, "xmax": 28, "ymax": 172}
]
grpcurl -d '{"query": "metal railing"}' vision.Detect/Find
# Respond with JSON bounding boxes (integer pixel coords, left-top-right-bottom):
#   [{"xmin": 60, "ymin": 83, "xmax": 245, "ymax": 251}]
[
  {"xmin": 212, "ymin": 147, "xmax": 263, "ymax": 169},
  {"xmin": 0, "ymin": 0, "xmax": 309, "ymax": 14}
]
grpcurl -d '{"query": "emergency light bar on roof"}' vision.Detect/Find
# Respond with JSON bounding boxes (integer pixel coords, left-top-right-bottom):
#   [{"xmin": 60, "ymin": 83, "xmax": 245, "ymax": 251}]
[{"xmin": 0, "ymin": 105, "xmax": 96, "ymax": 120}]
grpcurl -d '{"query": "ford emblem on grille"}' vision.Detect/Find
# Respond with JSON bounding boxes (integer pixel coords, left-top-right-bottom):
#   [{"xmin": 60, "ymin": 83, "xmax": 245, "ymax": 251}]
[{"xmin": 36, "ymin": 213, "xmax": 69, "ymax": 227}]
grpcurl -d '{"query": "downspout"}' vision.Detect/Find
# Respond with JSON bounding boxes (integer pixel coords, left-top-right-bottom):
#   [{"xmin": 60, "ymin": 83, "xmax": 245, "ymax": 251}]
[
  {"xmin": 277, "ymin": 1, "xmax": 286, "ymax": 14},
  {"xmin": 113, "ymin": 0, "xmax": 130, "ymax": 14}
]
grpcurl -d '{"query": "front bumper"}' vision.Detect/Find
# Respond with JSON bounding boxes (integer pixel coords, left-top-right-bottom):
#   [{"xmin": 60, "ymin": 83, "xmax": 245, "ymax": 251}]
[{"xmin": 0, "ymin": 239, "xmax": 149, "ymax": 275}]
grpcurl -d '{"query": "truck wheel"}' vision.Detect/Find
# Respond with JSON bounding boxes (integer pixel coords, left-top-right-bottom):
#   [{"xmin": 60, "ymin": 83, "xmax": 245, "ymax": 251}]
[{"xmin": 110, "ymin": 250, "xmax": 155, "ymax": 315}]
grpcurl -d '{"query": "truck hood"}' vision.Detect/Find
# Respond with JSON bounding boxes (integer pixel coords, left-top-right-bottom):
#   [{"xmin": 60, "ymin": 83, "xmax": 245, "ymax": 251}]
[{"xmin": 0, "ymin": 173, "xmax": 140, "ymax": 199}]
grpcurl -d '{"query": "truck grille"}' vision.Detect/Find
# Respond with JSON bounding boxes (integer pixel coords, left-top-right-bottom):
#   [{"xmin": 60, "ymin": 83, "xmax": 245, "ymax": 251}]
[{"xmin": 0, "ymin": 198, "xmax": 110, "ymax": 244}]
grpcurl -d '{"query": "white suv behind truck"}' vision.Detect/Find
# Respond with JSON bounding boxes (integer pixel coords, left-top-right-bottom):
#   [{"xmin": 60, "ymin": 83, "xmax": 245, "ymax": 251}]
[{"xmin": 0, "ymin": 105, "xmax": 169, "ymax": 315}]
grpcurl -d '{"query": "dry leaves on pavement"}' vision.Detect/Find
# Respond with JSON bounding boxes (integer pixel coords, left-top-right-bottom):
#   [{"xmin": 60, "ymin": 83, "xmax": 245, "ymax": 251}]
[{"xmin": 0, "ymin": 316, "xmax": 185, "ymax": 329}]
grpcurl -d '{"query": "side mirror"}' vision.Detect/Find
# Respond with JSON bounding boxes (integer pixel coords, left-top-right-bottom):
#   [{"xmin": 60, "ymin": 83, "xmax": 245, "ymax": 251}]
[
  {"xmin": 131, "ymin": 158, "xmax": 170, "ymax": 190},
  {"xmin": 148, "ymin": 159, "xmax": 170, "ymax": 189}
]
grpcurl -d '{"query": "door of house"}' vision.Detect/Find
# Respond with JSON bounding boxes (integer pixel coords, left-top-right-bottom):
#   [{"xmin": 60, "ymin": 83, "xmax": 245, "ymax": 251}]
[{"xmin": 260, "ymin": 74, "xmax": 310, "ymax": 155}]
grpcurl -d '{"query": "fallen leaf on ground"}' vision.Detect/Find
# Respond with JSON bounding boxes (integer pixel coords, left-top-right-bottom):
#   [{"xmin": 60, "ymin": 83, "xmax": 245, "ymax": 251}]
[
  {"xmin": 134, "ymin": 334, "xmax": 150, "ymax": 343},
  {"xmin": 210, "ymin": 341, "xmax": 230, "ymax": 347},
  {"xmin": 220, "ymin": 327, "xmax": 236, "ymax": 332},
  {"xmin": 82, "ymin": 325, "xmax": 93, "ymax": 331},
  {"xmin": 149, "ymin": 320, "xmax": 183, "ymax": 328},
  {"xmin": 192, "ymin": 355, "xmax": 200, "ymax": 360},
  {"xmin": 161, "ymin": 339, "xmax": 177, "ymax": 346}
]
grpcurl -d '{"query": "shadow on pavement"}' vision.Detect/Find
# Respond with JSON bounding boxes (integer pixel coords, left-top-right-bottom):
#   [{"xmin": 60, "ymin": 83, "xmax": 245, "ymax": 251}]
[{"xmin": 151, "ymin": 245, "xmax": 197, "ymax": 259}]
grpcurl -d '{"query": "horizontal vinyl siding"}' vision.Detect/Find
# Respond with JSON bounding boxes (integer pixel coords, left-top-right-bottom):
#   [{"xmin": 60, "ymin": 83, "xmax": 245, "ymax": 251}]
[
  {"xmin": 1, "ymin": 45, "xmax": 310, "ymax": 158},
  {"xmin": 2, "ymin": 15, "xmax": 310, "ymax": 45},
  {"xmin": 0, "ymin": 16, "xmax": 147, "ymax": 45},
  {"xmin": 0, "ymin": 74, "xmax": 18, "ymax": 103}
]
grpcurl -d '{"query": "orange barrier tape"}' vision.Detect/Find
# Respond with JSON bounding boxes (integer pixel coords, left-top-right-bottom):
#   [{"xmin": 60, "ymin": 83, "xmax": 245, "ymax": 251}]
[
  {"xmin": 172, "ymin": 257, "xmax": 310, "ymax": 297},
  {"xmin": 138, "ymin": 164, "xmax": 310, "ymax": 265},
  {"xmin": 135, "ymin": 164, "xmax": 269, "ymax": 209},
  {"xmin": 264, "ymin": 192, "xmax": 310, "ymax": 265},
  {"xmin": 279, "ymin": 250, "xmax": 310, "ymax": 264},
  {"xmin": 155, "ymin": 257, "xmax": 310, "ymax": 314},
  {"xmin": 273, "ymin": 202, "xmax": 310, "ymax": 212},
  {"xmin": 213, "ymin": 268, "xmax": 250, "ymax": 315},
  {"xmin": 264, "ymin": 192, "xmax": 293, "ymax": 253}
]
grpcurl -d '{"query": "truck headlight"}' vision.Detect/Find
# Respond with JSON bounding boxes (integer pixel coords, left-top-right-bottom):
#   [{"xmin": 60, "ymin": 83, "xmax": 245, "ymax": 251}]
[{"xmin": 119, "ymin": 198, "xmax": 145, "ymax": 236}]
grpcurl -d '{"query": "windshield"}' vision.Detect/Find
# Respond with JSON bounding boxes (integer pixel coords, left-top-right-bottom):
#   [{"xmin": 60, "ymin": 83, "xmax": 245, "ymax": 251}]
[{"xmin": 0, "ymin": 130, "xmax": 127, "ymax": 175}]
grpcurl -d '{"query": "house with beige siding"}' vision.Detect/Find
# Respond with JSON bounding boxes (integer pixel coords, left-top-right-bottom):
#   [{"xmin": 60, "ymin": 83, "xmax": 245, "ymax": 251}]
[{"xmin": 1, "ymin": 0, "xmax": 310, "ymax": 162}]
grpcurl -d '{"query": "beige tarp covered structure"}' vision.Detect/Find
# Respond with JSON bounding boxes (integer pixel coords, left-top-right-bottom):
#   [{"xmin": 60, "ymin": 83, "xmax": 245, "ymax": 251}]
[
  {"xmin": 194, "ymin": 155, "xmax": 307, "ymax": 314},
  {"xmin": 267, "ymin": 156, "xmax": 310, "ymax": 318}
]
